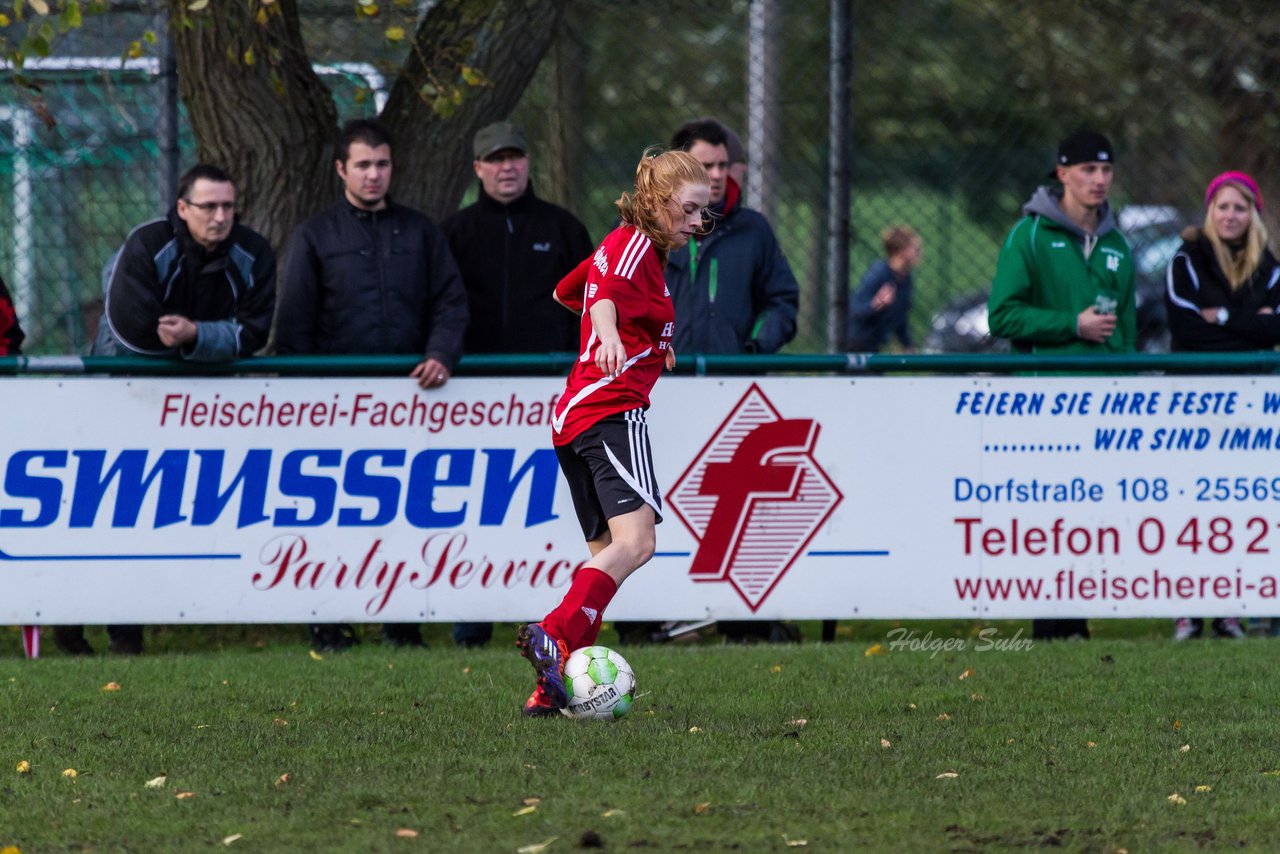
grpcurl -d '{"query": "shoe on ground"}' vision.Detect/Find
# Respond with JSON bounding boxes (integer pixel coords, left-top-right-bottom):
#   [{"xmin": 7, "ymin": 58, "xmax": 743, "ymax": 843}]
[
  {"xmin": 52, "ymin": 626, "xmax": 94, "ymax": 656},
  {"xmin": 382, "ymin": 624, "xmax": 426, "ymax": 648},
  {"xmin": 515, "ymin": 623, "xmax": 569, "ymax": 709},
  {"xmin": 310, "ymin": 623, "xmax": 359, "ymax": 652},
  {"xmin": 1173, "ymin": 617, "xmax": 1202, "ymax": 641},
  {"xmin": 522, "ymin": 685, "xmax": 561, "ymax": 718},
  {"xmin": 1212, "ymin": 617, "xmax": 1246, "ymax": 639}
]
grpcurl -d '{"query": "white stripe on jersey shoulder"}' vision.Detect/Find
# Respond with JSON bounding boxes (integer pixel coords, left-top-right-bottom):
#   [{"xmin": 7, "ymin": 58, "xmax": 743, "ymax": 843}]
[{"xmin": 612, "ymin": 229, "xmax": 651, "ymax": 280}]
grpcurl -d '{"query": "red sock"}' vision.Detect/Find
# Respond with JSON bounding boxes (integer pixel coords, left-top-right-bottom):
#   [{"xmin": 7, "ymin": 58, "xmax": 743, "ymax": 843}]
[{"xmin": 540, "ymin": 566, "xmax": 618, "ymax": 651}]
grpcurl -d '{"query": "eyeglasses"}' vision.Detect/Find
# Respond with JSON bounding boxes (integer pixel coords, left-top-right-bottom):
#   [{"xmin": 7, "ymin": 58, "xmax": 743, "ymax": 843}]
[{"xmin": 183, "ymin": 200, "xmax": 236, "ymax": 213}]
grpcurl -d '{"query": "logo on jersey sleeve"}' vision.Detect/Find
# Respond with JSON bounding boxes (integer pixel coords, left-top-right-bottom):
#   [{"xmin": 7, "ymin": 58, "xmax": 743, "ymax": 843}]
[
  {"xmin": 668, "ymin": 384, "xmax": 842, "ymax": 611},
  {"xmin": 592, "ymin": 246, "xmax": 608, "ymax": 276}
]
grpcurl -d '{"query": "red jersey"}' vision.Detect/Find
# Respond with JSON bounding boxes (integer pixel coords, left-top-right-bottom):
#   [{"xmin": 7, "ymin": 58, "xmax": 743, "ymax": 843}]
[{"xmin": 552, "ymin": 225, "xmax": 674, "ymax": 445}]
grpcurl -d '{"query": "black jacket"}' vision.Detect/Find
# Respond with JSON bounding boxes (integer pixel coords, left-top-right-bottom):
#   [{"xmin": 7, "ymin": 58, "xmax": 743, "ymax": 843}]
[
  {"xmin": 277, "ymin": 198, "xmax": 469, "ymax": 368},
  {"xmin": 664, "ymin": 179, "xmax": 799, "ymax": 355},
  {"xmin": 100, "ymin": 209, "xmax": 275, "ymax": 361},
  {"xmin": 442, "ymin": 185, "xmax": 592, "ymax": 353},
  {"xmin": 1165, "ymin": 228, "xmax": 1280, "ymax": 351}
]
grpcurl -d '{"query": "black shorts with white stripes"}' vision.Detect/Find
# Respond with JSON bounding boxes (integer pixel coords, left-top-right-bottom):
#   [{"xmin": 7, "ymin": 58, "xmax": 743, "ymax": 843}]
[{"xmin": 555, "ymin": 408, "xmax": 663, "ymax": 541}]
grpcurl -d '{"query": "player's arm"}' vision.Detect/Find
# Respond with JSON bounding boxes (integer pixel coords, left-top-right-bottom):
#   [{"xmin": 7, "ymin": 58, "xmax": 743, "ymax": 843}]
[
  {"xmin": 588, "ymin": 298, "xmax": 625, "ymax": 377},
  {"xmin": 554, "ymin": 257, "xmax": 590, "ymax": 315}
]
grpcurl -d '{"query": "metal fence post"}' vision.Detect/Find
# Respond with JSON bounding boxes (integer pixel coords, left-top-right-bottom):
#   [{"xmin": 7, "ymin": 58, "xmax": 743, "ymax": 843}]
[{"xmin": 826, "ymin": 0, "xmax": 852, "ymax": 353}]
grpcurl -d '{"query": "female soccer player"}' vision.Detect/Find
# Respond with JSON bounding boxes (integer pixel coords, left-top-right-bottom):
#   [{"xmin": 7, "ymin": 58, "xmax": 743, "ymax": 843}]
[{"xmin": 516, "ymin": 149, "xmax": 710, "ymax": 717}]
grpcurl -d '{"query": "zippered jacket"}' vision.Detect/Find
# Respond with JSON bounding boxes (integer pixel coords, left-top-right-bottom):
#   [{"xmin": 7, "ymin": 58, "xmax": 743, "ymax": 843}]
[
  {"xmin": 989, "ymin": 186, "xmax": 1135, "ymax": 353},
  {"xmin": 1165, "ymin": 228, "xmax": 1280, "ymax": 351},
  {"xmin": 277, "ymin": 198, "xmax": 468, "ymax": 368},
  {"xmin": 664, "ymin": 179, "xmax": 799, "ymax": 354},
  {"xmin": 442, "ymin": 185, "xmax": 592, "ymax": 354},
  {"xmin": 99, "ymin": 208, "xmax": 275, "ymax": 362}
]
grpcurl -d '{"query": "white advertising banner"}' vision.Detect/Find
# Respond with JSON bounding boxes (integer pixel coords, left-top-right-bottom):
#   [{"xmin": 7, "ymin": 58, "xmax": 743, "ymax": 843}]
[{"xmin": 2, "ymin": 375, "xmax": 1279, "ymax": 622}]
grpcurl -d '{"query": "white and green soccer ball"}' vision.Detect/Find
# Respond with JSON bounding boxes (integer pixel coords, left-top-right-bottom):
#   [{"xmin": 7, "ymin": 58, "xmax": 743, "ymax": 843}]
[{"xmin": 561, "ymin": 646, "xmax": 636, "ymax": 721}]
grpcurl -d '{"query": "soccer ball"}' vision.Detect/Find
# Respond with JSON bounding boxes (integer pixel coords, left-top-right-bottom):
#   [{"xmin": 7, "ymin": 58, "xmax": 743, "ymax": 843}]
[{"xmin": 561, "ymin": 646, "xmax": 636, "ymax": 721}]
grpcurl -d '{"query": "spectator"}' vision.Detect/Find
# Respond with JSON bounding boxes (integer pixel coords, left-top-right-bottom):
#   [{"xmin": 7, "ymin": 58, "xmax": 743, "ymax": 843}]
[
  {"xmin": 442, "ymin": 120, "xmax": 594, "ymax": 648},
  {"xmin": 0, "ymin": 274, "xmax": 24, "ymax": 356},
  {"xmin": 57, "ymin": 163, "xmax": 276, "ymax": 656},
  {"xmin": 277, "ymin": 118, "xmax": 469, "ymax": 652},
  {"xmin": 666, "ymin": 118, "xmax": 798, "ymax": 356},
  {"xmin": 988, "ymin": 129, "xmax": 1135, "ymax": 641},
  {"xmin": 667, "ymin": 117, "xmax": 801, "ymax": 645},
  {"xmin": 1165, "ymin": 170, "xmax": 1277, "ymax": 640},
  {"xmin": 847, "ymin": 225, "xmax": 922, "ymax": 352},
  {"xmin": 709, "ymin": 117, "xmax": 748, "ymax": 192}
]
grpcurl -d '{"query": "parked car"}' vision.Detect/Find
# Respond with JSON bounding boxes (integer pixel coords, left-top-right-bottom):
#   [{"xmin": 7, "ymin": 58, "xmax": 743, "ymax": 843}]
[{"xmin": 924, "ymin": 206, "xmax": 1184, "ymax": 353}]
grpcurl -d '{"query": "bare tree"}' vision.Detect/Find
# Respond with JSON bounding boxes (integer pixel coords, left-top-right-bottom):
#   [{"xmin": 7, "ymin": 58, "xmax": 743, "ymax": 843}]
[{"xmin": 169, "ymin": 0, "xmax": 561, "ymax": 251}]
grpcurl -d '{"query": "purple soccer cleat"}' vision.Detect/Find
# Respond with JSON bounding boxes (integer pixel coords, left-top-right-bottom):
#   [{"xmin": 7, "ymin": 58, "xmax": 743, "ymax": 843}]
[{"xmin": 516, "ymin": 622, "xmax": 569, "ymax": 710}]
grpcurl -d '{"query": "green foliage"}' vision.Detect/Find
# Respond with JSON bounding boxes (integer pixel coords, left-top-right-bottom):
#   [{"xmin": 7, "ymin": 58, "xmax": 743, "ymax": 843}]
[{"xmin": 2, "ymin": 626, "xmax": 1279, "ymax": 850}]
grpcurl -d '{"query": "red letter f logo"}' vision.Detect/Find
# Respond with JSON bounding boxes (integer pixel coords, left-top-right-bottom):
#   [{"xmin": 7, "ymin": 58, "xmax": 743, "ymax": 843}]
[{"xmin": 688, "ymin": 419, "xmax": 818, "ymax": 580}]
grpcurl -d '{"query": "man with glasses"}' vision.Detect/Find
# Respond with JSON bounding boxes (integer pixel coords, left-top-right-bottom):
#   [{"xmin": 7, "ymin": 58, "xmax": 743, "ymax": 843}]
[
  {"xmin": 56, "ymin": 164, "xmax": 276, "ymax": 657},
  {"xmin": 96, "ymin": 163, "xmax": 276, "ymax": 362}
]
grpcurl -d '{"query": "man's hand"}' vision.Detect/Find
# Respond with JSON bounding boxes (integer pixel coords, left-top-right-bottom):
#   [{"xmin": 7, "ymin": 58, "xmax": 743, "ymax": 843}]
[
  {"xmin": 1076, "ymin": 307, "xmax": 1117, "ymax": 343},
  {"xmin": 871, "ymin": 282, "xmax": 896, "ymax": 311},
  {"xmin": 157, "ymin": 315, "xmax": 197, "ymax": 348},
  {"xmin": 411, "ymin": 357, "xmax": 451, "ymax": 390},
  {"xmin": 664, "ymin": 346, "xmax": 676, "ymax": 371}
]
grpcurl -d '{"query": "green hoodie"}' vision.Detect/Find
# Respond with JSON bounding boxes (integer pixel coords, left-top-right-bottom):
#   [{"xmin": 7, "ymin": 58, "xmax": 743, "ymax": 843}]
[{"xmin": 988, "ymin": 186, "xmax": 1135, "ymax": 354}]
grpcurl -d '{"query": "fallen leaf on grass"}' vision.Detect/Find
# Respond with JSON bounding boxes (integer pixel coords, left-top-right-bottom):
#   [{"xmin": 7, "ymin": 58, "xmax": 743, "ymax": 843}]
[
  {"xmin": 880, "ymin": 738, "xmax": 892, "ymax": 749},
  {"xmin": 688, "ymin": 726, "xmax": 701, "ymax": 733},
  {"xmin": 1087, "ymin": 742, "xmax": 1097, "ymax": 748},
  {"xmin": 694, "ymin": 802, "xmax": 711, "ymax": 814},
  {"xmin": 101, "ymin": 682, "xmax": 121, "ymax": 692},
  {"xmin": 309, "ymin": 650, "xmax": 323, "ymax": 661},
  {"xmin": 462, "ymin": 666, "xmax": 471, "ymax": 674},
  {"xmin": 787, "ymin": 719, "xmax": 807, "ymax": 728},
  {"xmin": 272, "ymin": 719, "xmax": 288, "ymax": 727},
  {"xmin": 1194, "ymin": 785, "xmax": 1212, "ymax": 793},
  {"xmin": 782, "ymin": 835, "xmax": 808, "ymax": 847},
  {"xmin": 771, "ymin": 665, "xmax": 782, "ymax": 673},
  {"xmin": 62, "ymin": 768, "xmax": 77, "ymax": 778},
  {"xmin": 522, "ymin": 797, "xmax": 541, "ymax": 806},
  {"xmin": 516, "ymin": 838, "xmax": 557, "ymax": 854},
  {"xmin": 16, "ymin": 761, "xmax": 30, "ymax": 774},
  {"xmin": 1167, "ymin": 793, "xmax": 1186, "ymax": 805},
  {"xmin": 969, "ymin": 694, "xmax": 984, "ymax": 702},
  {"xmin": 1172, "ymin": 719, "xmax": 1181, "ymax": 731},
  {"xmin": 1263, "ymin": 770, "xmax": 1280, "ymax": 777},
  {"xmin": 222, "ymin": 834, "xmax": 243, "ymax": 846},
  {"xmin": 905, "ymin": 703, "xmax": 917, "ymax": 711},
  {"xmin": 864, "ymin": 643, "xmax": 884, "ymax": 657},
  {"xmin": 176, "ymin": 791, "xmax": 196, "ymax": 799},
  {"xmin": 936, "ymin": 771, "xmax": 959, "ymax": 779},
  {"xmin": 601, "ymin": 809, "xmax": 624, "ymax": 817},
  {"xmin": 936, "ymin": 713, "xmax": 951, "ymax": 721},
  {"xmin": 395, "ymin": 829, "xmax": 418, "ymax": 838},
  {"xmin": 958, "ymin": 668, "xmax": 974, "ymax": 680},
  {"xmin": 145, "ymin": 775, "xmax": 167, "ymax": 788},
  {"xmin": 513, "ymin": 805, "xmax": 537, "ymax": 816},
  {"xmin": 1179, "ymin": 744, "xmax": 1190, "ymax": 753},
  {"xmin": 276, "ymin": 774, "xmax": 290, "ymax": 786}
]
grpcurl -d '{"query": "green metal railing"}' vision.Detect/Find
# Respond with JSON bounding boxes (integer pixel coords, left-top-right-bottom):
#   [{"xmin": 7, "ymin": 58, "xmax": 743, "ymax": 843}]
[{"xmin": 4, "ymin": 352, "xmax": 1280, "ymax": 376}]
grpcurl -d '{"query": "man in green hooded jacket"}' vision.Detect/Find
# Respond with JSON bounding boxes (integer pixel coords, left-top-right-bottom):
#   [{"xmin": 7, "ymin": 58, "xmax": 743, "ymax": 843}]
[{"xmin": 989, "ymin": 130, "xmax": 1135, "ymax": 355}]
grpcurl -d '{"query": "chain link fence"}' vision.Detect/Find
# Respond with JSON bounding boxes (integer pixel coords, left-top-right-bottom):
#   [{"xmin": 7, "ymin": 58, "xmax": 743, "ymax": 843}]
[{"xmin": 2, "ymin": 0, "xmax": 1277, "ymax": 355}]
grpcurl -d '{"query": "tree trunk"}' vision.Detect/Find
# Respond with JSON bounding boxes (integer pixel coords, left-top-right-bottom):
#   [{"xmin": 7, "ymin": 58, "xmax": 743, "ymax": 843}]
[
  {"xmin": 380, "ymin": 0, "xmax": 564, "ymax": 220},
  {"xmin": 168, "ymin": 0, "xmax": 338, "ymax": 253}
]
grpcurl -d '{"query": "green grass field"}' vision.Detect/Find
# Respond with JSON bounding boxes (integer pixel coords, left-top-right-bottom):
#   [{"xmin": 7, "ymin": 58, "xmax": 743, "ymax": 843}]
[{"xmin": 2, "ymin": 621, "xmax": 1278, "ymax": 852}]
